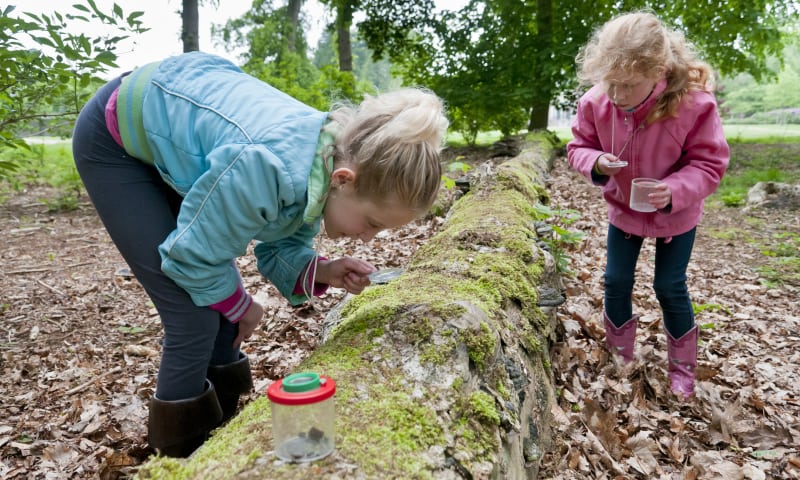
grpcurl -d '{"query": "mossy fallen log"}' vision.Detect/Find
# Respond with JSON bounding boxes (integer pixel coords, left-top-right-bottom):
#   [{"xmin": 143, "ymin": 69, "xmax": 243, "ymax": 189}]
[{"xmin": 136, "ymin": 132, "xmax": 562, "ymax": 480}]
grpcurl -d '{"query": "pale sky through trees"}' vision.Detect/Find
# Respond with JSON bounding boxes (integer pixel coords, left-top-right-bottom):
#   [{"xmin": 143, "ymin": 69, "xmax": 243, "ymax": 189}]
[{"xmin": 29, "ymin": 0, "xmax": 467, "ymax": 79}]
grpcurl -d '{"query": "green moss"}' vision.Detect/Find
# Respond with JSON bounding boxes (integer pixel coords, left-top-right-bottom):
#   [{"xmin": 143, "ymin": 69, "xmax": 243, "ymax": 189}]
[
  {"xmin": 338, "ymin": 388, "xmax": 444, "ymax": 474},
  {"xmin": 448, "ymin": 392, "xmax": 501, "ymax": 461},
  {"xmin": 404, "ymin": 316, "xmax": 434, "ymax": 345},
  {"xmin": 468, "ymin": 391, "xmax": 500, "ymax": 426},
  {"xmin": 521, "ymin": 333, "xmax": 542, "ymax": 355},
  {"xmin": 496, "ymin": 380, "xmax": 510, "ymax": 400},
  {"xmin": 460, "ymin": 321, "xmax": 496, "ymax": 371},
  {"xmin": 451, "ymin": 377, "xmax": 464, "ymax": 392},
  {"xmin": 406, "ymin": 161, "xmax": 552, "ymax": 334},
  {"xmin": 420, "ymin": 337, "xmax": 455, "ymax": 365}
]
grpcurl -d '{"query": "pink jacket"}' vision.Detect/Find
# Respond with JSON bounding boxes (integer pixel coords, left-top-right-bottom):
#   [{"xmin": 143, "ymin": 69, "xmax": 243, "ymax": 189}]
[{"xmin": 567, "ymin": 79, "xmax": 729, "ymax": 238}]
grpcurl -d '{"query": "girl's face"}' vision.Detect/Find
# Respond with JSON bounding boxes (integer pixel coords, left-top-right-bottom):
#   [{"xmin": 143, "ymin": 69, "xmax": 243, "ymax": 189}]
[
  {"xmin": 322, "ymin": 169, "xmax": 417, "ymax": 242},
  {"xmin": 604, "ymin": 75, "xmax": 658, "ymax": 111}
]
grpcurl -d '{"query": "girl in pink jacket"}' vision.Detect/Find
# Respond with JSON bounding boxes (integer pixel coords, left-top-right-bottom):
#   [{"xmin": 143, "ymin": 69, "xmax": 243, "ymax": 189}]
[{"xmin": 567, "ymin": 12, "xmax": 729, "ymax": 400}]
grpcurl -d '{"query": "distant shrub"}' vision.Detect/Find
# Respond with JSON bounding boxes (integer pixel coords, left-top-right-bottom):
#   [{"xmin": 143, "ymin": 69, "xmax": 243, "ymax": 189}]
[{"xmin": 725, "ymin": 108, "xmax": 800, "ymax": 125}]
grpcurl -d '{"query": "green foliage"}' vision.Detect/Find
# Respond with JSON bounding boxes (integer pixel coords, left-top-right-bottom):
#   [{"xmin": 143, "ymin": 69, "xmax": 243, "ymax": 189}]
[
  {"xmin": 721, "ymin": 41, "xmax": 800, "ymax": 123},
  {"xmin": 755, "ymin": 231, "xmax": 800, "ymax": 287},
  {"xmin": 670, "ymin": 2, "xmax": 792, "ymax": 81},
  {"xmin": 441, "ymin": 160, "xmax": 471, "ymax": 190},
  {"xmin": 714, "ymin": 144, "xmax": 800, "ymax": 204},
  {"xmin": 42, "ymin": 193, "xmax": 79, "ymax": 212},
  {"xmin": 359, "ymin": 0, "xmax": 799, "ymax": 137},
  {"xmin": 0, "ymin": 2, "xmax": 145, "ymax": 177},
  {"xmin": 215, "ymin": 1, "xmax": 390, "ymax": 109},
  {"xmin": 532, "ymin": 203, "xmax": 585, "ymax": 274},
  {"xmin": 359, "ymin": 0, "xmax": 437, "ymax": 60},
  {"xmin": 314, "ymin": 30, "xmax": 399, "ymax": 93},
  {"xmin": 0, "ymin": 141, "xmax": 82, "ymax": 209},
  {"xmin": 215, "ymin": 0, "xmax": 328, "ymax": 106},
  {"xmin": 374, "ymin": 0, "xmax": 560, "ymax": 141},
  {"xmin": 721, "ymin": 192, "xmax": 746, "ymax": 207},
  {"xmin": 693, "ymin": 302, "xmax": 731, "ymax": 316}
]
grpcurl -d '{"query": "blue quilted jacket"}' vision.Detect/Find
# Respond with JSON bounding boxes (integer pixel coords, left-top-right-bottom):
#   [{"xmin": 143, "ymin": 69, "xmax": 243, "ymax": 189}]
[{"xmin": 116, "ymin": 52, "xmax": 330, "ymax": 309}]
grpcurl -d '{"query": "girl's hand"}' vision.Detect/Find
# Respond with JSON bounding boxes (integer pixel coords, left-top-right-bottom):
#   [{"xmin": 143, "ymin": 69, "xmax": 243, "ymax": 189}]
[
  {"xmin": 316, "ymin": 257, "xmax": 376, "ymax": 295},
  {"xmin": 596, "ymin": 154, "xmax": 628, "ymax": 175},
  {"xmin": 649, "ymin": 182, "xmax": 672, "ymax": 210},
  {"xmin": 233, "ymin": 301, "xmax": 264, "ymax": 348}
]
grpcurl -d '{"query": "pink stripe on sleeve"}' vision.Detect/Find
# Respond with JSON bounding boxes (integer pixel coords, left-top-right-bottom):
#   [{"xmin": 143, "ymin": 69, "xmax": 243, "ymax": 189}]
[{"xmin": 209, "ymin": 283, "xmax": 253, "ymax": 324}]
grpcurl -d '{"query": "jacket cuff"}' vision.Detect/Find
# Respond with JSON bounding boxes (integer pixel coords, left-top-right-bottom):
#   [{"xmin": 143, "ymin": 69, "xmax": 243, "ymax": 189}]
[
  {"xmin": 209, "ymin": 283, "xmax": 253, "ymax": 324},
  {"xmin": 293, "ymin": 256, "xmax": 330, "ymax": 297}
]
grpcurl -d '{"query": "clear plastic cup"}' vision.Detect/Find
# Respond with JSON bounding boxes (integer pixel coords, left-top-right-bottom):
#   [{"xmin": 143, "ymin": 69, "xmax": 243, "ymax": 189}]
[{"xmin": 630, "ymin": 178, "xmax": 661, "ymax": 212}]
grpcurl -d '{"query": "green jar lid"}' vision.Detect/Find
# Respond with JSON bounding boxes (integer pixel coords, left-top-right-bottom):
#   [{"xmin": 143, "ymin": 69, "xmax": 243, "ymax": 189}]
[{"xmin": 282, "ymin": 372, "xmax": 320, "ymax": 393}]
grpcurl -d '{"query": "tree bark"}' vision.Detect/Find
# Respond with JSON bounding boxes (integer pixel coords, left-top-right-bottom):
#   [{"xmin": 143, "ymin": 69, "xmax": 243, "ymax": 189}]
[
  {"xmin": 528, "ymin": 0, "xmax": 553, "ymax": 130},
  {"xmin": 181, "ymin": 0, "xmax": 200, "ymax": 52},
  {"xmin": 336, "ymin": 1, "xmax": 354, "ymax": 72},
  {"xmin": 286, "ymin": 0, "xmax": 304, "ymax": 53}
]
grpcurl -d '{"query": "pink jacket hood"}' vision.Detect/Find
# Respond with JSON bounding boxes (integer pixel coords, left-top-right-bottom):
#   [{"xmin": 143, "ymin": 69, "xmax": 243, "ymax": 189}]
[{"xmin": 567, "ymin": 79, "xmax": 730, "ymax": 238}]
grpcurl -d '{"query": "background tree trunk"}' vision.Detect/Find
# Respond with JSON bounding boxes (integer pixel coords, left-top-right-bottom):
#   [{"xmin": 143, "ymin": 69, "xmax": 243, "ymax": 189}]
[
  {"xmin": 181, "ymin": 0, "xmax": 200, "ymax": 52},
  {"xmin": 528, "ymin": 0, "xmax": 553, "ymax": 130},
  {"xmin": 287, "ymin": 0, "xmax": 304, "ymax": 52},
  {"xmin": 336, "ymin": 1, "xmax": 354, "ymax": 72}
]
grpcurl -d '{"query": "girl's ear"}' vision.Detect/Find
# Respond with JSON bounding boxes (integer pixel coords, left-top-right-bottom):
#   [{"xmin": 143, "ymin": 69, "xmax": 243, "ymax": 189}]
[{"xmin": 331, "ymin": 167, "xmax": 356, "ymax": 188}]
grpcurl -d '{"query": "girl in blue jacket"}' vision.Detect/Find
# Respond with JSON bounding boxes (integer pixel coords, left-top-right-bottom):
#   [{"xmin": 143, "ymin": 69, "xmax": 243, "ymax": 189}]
[{"xmin": 72, "ymin": 52, "xmax": 449, "ymax": 457}]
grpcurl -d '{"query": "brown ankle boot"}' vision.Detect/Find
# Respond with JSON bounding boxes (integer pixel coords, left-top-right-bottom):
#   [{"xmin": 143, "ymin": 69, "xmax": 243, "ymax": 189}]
[
  {"xmin": 148, "ymin": 379, "xmax": 224, "ymax": 457},
  {"xmin": 207, "ymin": 352, "xmax": 253, "ymax": 422}
]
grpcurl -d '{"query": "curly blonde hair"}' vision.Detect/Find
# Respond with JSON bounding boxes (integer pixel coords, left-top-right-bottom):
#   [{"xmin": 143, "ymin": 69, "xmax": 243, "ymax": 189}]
[
  {"xmin": 324, "ymin": 88, "xmax": 448, "ymax": 216},
  {"xmin": 576, "ymin": 11, "xmax": 715, "ymax": 124}
]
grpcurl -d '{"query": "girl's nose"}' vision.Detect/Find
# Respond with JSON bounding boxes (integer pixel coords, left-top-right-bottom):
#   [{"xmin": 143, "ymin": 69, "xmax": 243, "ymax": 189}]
[{"xmin": 359, "ymin": 227, "xmax": 382, "ymax": 243}]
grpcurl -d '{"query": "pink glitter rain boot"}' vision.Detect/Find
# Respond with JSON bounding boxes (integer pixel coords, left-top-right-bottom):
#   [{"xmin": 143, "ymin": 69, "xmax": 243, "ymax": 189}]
[
  {"xmin": 603, "ymin": 312, "xmax": 638, "ymax": 363},
  {"xmin": 667, "ymin": 325, "xmax": 698, "ymax": 399}
]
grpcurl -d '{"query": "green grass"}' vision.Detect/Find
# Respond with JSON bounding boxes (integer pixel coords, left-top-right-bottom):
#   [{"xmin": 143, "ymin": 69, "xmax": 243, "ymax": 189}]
[
  {"xmin": 722, "ymin": 124, "xmax": 800, "ymax": 143},
  {"xmin": 550, "ymin": 123, "xmax": 800, "ymax": 144},
  {"xmin": 0, "ymin": 139, "xmax": 81, "ymax": 210},
  {"xmin": 446, "ymin": 130, "xmax": 508, "ymax": 147},
  {"xmin": 714, "ymin": 143, "xmax": 800, "ymax": 207}
]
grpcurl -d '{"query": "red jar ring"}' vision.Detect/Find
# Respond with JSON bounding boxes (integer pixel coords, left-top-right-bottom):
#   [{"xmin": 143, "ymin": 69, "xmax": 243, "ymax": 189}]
[{"xmin": 267, "ymin": 375, "xmax": 336, "ymax": 405}]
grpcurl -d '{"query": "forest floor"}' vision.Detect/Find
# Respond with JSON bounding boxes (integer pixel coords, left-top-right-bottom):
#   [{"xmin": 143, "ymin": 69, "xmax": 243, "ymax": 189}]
[{"xmin": 0, "ymin": 145, "xmax": 798, "ymax": 479}]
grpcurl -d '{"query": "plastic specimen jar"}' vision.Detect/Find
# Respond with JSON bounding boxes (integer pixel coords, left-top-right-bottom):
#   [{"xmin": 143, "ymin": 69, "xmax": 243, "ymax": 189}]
[
  {"xmin": 629, "ymin": 177, "xmax": 661, "ymax": 212},
  {"xmin": 266, "ymin": 372, "xmax": 336, "ymax": 462}
]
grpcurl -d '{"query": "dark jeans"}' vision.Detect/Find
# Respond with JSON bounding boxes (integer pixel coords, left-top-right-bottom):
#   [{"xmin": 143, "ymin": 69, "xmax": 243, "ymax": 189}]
[
  {"xmin": 604, "ymin": 224, "xmax": 696, "ymax": 338},
  {"xmin": 72, "ymin": 77, "xmax": 240, "ymax": 401}
]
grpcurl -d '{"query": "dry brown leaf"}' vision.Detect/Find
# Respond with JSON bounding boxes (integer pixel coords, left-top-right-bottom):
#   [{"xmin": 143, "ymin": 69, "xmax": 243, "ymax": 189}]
[
  {"xmin": 123, "ymin": 345, "xmax": 158, "ymax": 357},
  {"xmin": 625, "ymin": 430, "xmax": 659, "ymax": 475},
  {"xmin": 665, "ymin": 434, "xmax": 685, "ymax": 463}
]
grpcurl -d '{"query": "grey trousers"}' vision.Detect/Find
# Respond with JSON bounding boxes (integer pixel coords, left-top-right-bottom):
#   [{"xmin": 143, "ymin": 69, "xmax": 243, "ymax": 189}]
[{"xmin": 72, "ymin": 76, "xmax": 240, "ymax": 401}]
